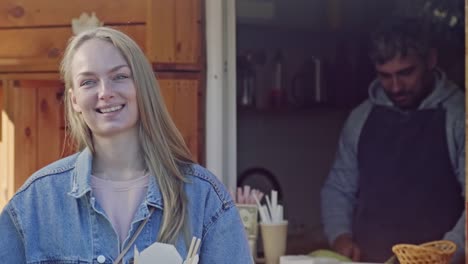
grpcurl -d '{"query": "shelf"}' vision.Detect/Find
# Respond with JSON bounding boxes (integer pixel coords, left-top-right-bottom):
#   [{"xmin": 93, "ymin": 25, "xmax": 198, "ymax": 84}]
[{"xmin": 237, "ymin": 104, "xmax": 352, "ymax": 118}]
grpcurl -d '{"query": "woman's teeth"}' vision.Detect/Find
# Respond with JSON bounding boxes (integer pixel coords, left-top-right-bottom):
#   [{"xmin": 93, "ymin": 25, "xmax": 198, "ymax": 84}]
[{"xmin": 99, "ymin": 105, "xmax": 123, "ymax": 113}]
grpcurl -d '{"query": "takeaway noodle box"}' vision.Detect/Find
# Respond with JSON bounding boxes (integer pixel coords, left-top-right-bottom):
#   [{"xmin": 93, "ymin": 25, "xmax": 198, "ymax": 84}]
[{"xmin": 133, "ymin": 242, "xmax": 199, "ymax": 264}]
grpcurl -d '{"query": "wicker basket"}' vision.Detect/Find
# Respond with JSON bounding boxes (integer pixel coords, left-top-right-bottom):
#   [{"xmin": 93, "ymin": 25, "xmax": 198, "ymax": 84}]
[{"xmin": 392, "ymin": 240, "xmax": 456, "ymax": 264}]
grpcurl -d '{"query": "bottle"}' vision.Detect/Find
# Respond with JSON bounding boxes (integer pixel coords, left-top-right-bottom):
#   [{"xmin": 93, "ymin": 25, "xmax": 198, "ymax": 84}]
[
  {"xmin": 270, "ymin": 50, "xmax": 285, "ymax": 108},
  {"xmin": 240, "ymin": 53, "xmax": 256, "ymax": 107},
  {"xmin": 237, "ymin": 52, "xmax": 256, "ymax": 108}
]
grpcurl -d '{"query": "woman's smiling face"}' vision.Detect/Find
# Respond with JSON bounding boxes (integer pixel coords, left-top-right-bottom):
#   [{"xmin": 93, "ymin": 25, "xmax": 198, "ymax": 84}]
[{"xmin": 69, "ymin": 39, "xmax": 139, "ymax": 138}]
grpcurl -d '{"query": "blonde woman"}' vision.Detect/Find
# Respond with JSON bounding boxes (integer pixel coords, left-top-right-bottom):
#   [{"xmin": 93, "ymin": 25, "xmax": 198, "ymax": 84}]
[{"xmin": 0, "ymin": 27, "xmax": 251, "ymax": 264}]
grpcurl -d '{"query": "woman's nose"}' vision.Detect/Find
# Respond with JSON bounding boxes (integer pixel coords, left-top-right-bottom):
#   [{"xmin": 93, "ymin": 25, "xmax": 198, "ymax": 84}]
[{"xmin": 98, "ymin": 80, "xmax": 114, "ymax": 100}]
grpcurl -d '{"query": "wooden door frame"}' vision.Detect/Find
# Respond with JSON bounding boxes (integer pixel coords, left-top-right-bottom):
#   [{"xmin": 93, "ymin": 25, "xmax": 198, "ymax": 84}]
[{"xmin": 465, "ymin": 0, "xmax": 467, "ymax": 260}]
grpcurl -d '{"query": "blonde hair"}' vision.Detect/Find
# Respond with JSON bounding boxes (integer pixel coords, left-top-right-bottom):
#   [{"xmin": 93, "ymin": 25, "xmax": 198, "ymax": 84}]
[{"xmin": 60, "ymin": 27, "xmax": 194, "ymax": 243}]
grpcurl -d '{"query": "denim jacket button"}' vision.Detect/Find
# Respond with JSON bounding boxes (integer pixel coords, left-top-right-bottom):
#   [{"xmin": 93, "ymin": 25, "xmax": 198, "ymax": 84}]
[{"xmin": 97, "ymin": 255, "xmax": 106, "ymax": 263}]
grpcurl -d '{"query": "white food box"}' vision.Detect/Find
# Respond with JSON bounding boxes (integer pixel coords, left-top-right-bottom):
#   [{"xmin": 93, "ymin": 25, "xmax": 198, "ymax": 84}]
[{"xmin": 134, "ymin": 242, "xmax": 199, "ymax": 264}]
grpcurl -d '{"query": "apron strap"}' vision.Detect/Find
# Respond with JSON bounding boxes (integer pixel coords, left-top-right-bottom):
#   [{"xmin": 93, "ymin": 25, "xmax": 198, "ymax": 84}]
[{"xmin": 113, "ymin": 207, "xmax": 156, "ymax": 264}]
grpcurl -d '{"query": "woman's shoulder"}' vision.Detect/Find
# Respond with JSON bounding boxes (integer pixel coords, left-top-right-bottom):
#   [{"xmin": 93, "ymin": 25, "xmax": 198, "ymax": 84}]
[
  {"xmin": 13, "ymin": 153, "xmax": 80, "ymax": 197},
  {"xmin": 180, "ymin": 164, "xmax": 239, "ymax": 233},
  {"xmin": 181, "ymin": 163, "xmax": 233, "ymax": 207}
]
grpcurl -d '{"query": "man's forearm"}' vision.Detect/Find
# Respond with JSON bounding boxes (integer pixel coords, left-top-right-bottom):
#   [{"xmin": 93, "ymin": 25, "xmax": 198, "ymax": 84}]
[
  {"xmin": 321, "ymin": 182, "xmax": 355, "ymax": 244},
  {"xmin": 443, "ymin": 211, "xmax": 465, "ymax": 264}
]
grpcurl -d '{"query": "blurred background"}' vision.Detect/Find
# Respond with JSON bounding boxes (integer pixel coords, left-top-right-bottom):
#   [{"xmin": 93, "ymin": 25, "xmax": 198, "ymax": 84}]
[{"xmin": 234, "ymin": 0, "xmax": 465, "ymax": 254}]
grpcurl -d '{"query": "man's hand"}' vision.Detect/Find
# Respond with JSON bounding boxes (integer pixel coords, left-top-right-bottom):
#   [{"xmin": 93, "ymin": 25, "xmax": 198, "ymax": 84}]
[{"xmin": 332, "ymin": 233, "xmax": 361, "ymax": 261}]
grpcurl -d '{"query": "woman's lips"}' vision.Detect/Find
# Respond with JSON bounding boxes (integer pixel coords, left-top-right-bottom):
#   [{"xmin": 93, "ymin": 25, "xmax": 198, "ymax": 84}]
[{"xmin": 96, "ymin": 104, "xmax": 125, "ymax": 113}]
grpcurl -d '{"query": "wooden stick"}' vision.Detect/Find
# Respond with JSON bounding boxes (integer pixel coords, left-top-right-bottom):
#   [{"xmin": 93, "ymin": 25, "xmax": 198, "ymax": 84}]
[
  {"xmin": 193, "ymin": 238, "xmax": 201, "ymax": 256},
  {"xmin": 186, "ymin": 237, "xmax": 196, "ymax": 260},
  {"xmin": 265, "ymin": 195, "xmax": 274, "ymax": 221},
  {"xmin": 189, "ymin": 238, "xmax": 202, "ymax": 264}
]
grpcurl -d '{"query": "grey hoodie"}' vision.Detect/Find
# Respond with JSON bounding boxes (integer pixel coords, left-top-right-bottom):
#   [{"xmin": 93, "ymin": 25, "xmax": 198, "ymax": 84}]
[{"xmin": 321, "ymin": 69, "xmax": 465, "ymax": 263}]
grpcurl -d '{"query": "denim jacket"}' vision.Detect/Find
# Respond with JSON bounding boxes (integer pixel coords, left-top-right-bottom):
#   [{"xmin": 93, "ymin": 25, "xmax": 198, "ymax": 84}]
[
  {"xmin": 0, "ymin": 148, "xmax": 252, "ymax": 264},
  {"xmin": 321, "ymin": 69, "xmax": 465, "ymax": 263}
]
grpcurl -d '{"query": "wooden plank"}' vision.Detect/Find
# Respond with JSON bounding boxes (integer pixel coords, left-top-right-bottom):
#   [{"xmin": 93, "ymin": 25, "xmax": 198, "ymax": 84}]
[
  {"xmin": 0, "ymin": 72, "xmax": 60, "ymax": 80},
  {"xmin": 147, "ymin": 0, "xmax": 175, "ymax": 63},
  {"xmin": 174, "ymin": 0, "xmax": 201, "ymax": 64},
  {"xmin": 59, "ymin": 127, "xmax": 77, "ymax": 158},
  {"xmin": 0, "ymin": 25, "xmax": 146, "ymax": 72},
  {"xmin": 159, "ymin": 79, "xmax": 176, "ymax": 119},
  {"xmin": 5, "ymin": 82, "xmax": 12, "ymax": 203},
  {"xmin": 196, "ymin": 75, "xmax": 205, "ymax": 165},
  {"xmin": 0, "ymin": 0, "xmax": 146, "ymax": 27},
  {"xmin": 156, "ymin": 71, "xmax": 200, "ymax": 80},
  {"xmin": 35, "ymin": 81, "xmax": 63, "ymax": 169},
  {"xmin": 11, "ymin": 80, "xmax": 38, "ymax": 190},
  {"xmin": 172, "ymin": 80, "xmax": 199, "ymax": 161},
  {"xmin": 24, "ymin": 79, "xmax": 76, "ymax": 159},
  {"xmin": 158, "ymin": 78, "xmax": 199, "ymax": 161},
  {"xmin": 147, "ymin": 0, "xmax": 202, "ymax": 67},
  {"xmin": 5, "ymin": 81, "xmax": 14, "ymax": 206},
  {"xmin": 152, "ymin": 62, "xmax": 201, "ymax": 72},
  {"xmin": 0, "ymin": 79, "xmax": 6, "ymax": 209},
  {"xmin": 2, "ymin": 81, "xmax": 16, "ymax": 203},
  {"xmin": 58, "ymin": 88, "xmax": 77, "ymax": 158}
]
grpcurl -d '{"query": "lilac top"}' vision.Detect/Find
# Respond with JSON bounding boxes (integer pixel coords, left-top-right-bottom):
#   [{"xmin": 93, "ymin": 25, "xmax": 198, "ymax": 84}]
[{"xmin": 91, "ymin": 174, "xmax": 149, "ymax": 244}]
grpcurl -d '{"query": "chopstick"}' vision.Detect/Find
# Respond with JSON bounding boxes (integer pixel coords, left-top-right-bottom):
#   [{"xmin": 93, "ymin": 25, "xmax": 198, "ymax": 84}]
[
  {"xmin": 190, "ymin": 239, "xmax": 201, "ymax": 264},
  {"xmin": 233, "ymin": 186, "xmax": 265, "ymax": 205},
  {"xmin": 186, "ymin": 237, "xmax": 196, "ymax": 260},
  {"xmin": 185, "ymin": 236, "xmax": 201, "ymax": 264}
]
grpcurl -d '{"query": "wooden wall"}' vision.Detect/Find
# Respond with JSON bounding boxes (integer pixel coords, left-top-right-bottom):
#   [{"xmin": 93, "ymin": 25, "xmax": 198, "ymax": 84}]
[{"xmin": 0, "ymin": 0, "xmax": 204, "ymax": 209}]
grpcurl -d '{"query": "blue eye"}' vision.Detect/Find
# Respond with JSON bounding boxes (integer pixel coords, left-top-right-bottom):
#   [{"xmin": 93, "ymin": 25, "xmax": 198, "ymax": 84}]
[
  {"xmin": 80, "ymin": 80, "xmax": 96, "ymax": 87},
  {"xmin": 114, "ymin": 74, "xmax": 129, "ymax": 80}
]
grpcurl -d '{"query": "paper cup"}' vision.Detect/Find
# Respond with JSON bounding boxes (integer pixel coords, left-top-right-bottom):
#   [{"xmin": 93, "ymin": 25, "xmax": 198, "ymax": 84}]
[
  {"xmin": 236, "ymin": 204, "xmax": 259, "ymax": 258},
  {"xmin": 260, "ymin": 221, "xmax": 288, "ymax": 264}
]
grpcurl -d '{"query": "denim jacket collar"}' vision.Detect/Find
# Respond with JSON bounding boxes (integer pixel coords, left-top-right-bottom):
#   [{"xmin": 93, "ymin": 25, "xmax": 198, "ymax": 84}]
[{"xmin": 67, "ymin": 148, "xmax": 164, "ymax": 210}]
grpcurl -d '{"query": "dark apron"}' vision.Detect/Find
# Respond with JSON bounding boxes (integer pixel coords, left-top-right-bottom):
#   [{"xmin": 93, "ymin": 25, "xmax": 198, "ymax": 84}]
[{"xmin": 353, "ymin": 105, "xmax": 463, "ymax": 262}]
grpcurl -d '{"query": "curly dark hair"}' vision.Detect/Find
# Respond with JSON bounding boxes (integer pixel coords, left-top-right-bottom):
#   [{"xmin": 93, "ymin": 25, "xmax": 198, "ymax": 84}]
[{"xmin": 369, "ymin": 17, "xmax": 435, "ymax": 64}]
